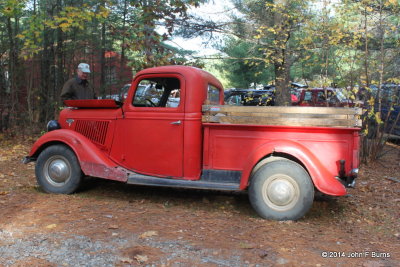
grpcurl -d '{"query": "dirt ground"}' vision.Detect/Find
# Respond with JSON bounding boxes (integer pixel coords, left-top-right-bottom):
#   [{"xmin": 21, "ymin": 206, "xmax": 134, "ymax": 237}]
[{"xmin": 0, "ymin": 137, "xmax": 399, "ymax": 267}]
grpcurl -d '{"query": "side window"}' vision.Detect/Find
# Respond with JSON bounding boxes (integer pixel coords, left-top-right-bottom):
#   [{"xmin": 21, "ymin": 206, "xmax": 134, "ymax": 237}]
[
  {"xmin": 304, "ymin": 91, "xmax": 312, "ymax": 102},
  {"xmin": 226, "ymin": 95, "xmax": 242, "ymax": 106},
  {"xmin": 132, "ymin": 77, "xmax": 180, "ymax": 108},
  {"xmin": 166, "ymin": 89, "xmax": 181, "ymax": 107},
  {"xmin": 207, "ymin": 85, "xmax": 220, "ymax": 105},
  {"xmin": 327, "ymin": 91, "xmax": 339, "ymax": 105},
  {"xmin": 317, "ymin": 91, "xmax": 326, "ymax": 102}
]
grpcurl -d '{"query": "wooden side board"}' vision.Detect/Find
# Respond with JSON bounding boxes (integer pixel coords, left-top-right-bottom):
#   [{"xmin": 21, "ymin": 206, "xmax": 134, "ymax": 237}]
[{"xmin": 202, "ymin": 105, "xmax": 363, "ymax": 128}]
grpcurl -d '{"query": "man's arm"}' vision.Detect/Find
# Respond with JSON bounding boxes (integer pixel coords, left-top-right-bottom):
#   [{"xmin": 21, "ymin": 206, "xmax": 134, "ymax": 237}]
[{"xmin": 60, "ymin": 79, "xmax": 75, "ymax": 101}]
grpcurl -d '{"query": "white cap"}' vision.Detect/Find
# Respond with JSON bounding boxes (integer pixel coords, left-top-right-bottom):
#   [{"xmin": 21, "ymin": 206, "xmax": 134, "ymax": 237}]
[{"xmin": 78, "ymin": 63, "xmax": 90, "ymax": 73}]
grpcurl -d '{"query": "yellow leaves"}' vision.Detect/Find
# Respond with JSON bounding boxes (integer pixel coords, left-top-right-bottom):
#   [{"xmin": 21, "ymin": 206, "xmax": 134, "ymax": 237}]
[
  {"xmin": 254, "ymin": 26, "xmax": 276, "ymax": 39},
  {"xmin": 45, "ymin": 4, "xmax": 110, "ymax": 33},
  {"xmin": 375, "ymin": 112, "xmax": 383, "ymax": 125},
  {"xmin": 385, "ymin": 0, "xmax": 398, "ymax": 7},
  {"xmin": 134, "ymin": 254, "xmax": 148, "ymax": 263},
  {"xmin": 1, "ymin": 0, "xmax": 24, "ymax": 17},
  {"xmin": 366, "ymin": 6, "xmax": 374, "ymax": 12},
  {"xmin": 59, "ymin": 23, "xmax": 70, "ymax": 32},
  {"xmin": 97, "ymin": 6, "xmax": 110, "ymax": 19},
  {"xmin": 139, "ymin": 231, "xmax": 158, "ymax": 239},
  {"xmin": 45, "ymin": 224, "xmax": 57, "ymax": 229},
  {"xmin": 302, "ymin": 36, "xmax": 313, "ymax": 45}
]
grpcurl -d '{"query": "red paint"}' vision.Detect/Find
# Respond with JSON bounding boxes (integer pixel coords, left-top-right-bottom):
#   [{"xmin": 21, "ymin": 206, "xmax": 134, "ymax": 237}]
[
  {"xmin": 64, "ymin": 99, "xmax": 121, "ymax": 108},
  {"xmin": 28, "ymin": 129, "xmax": 127, "ymax": 182},
  {"xmin": 28, "ymin": 66, "xmax": 360, "ymax": 196}
]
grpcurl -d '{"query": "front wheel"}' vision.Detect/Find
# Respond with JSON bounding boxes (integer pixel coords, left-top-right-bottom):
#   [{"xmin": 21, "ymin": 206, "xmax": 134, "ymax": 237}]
[
  {"xmin": 35, "ymin": 145, "xmax": 83, "ymax": 194},
  {"xmin": 249, "ymin": 160, "xmax": 314, "ymax": 221}
]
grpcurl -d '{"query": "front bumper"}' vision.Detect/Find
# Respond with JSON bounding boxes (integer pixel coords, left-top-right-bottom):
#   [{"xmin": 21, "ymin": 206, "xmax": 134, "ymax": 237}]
[
  {"xmin": 22, "ymin": 156, "xmax": 35, "ymax": 164},
  {"xmin": 338, "ymin": 168, "xmax": 358, "ymax": 188}
]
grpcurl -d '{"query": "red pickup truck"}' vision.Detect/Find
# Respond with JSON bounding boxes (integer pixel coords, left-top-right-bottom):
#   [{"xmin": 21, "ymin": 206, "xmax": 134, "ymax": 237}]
[{"xmin": 24, "ymin": 66, "xmax": 361, "ymax": 221}]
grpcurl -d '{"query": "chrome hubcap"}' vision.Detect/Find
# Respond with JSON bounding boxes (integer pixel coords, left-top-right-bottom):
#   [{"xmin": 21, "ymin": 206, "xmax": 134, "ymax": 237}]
[
  {"xmin": 262, "ymin": 174, "xmax": 300, "ymax": 211},
  {"xmin": 44, "ymin": 156, "xmax": 71, "ymax": 186}
]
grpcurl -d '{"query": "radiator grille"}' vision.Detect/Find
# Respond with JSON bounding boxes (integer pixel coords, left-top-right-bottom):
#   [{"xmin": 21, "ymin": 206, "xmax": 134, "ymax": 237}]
[{"xmin": 75, "ymin": 120, "xmax": 109, "ymax": 145}]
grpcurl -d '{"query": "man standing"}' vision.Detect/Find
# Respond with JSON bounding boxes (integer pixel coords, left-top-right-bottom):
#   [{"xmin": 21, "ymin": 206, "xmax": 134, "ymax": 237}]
[{"xmin": 60, "ymin": 63, "xmax": 96, "ymax": 101}]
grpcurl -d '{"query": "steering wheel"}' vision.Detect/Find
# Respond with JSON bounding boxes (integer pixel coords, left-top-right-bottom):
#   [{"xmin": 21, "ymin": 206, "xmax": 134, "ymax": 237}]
[{"xmin": 145, "ymin": 98, "xmax": 156, "ymax": 107}]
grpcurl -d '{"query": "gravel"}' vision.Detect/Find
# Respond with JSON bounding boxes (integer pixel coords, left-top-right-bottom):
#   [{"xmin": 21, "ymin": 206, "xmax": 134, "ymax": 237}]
[
  {"xmin": 0, "ymin": 232, "xmax": 119, "ymax": 266},
  {"xmin": 0, "ymin": 229, "xmax": 262, "ymax": 267}
]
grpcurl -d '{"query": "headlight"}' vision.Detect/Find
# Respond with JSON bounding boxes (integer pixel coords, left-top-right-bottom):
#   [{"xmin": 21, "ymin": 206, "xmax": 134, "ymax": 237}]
[{"xmin": 47, "ymin": 120, "xmax": 61, "ymax": 132}]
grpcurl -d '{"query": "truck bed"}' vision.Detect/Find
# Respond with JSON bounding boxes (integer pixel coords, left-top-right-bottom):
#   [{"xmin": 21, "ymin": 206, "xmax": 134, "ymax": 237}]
[
  {"xmin": 202, "ymin": 105, "xmax": 362, "ymax": 128},
  {"xmin": 202, "ymin": 105, "xmax": 361, "ymax": 195}
]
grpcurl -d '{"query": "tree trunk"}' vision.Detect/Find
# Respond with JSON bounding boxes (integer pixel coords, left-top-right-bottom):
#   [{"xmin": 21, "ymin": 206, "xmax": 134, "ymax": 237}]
[
  {"xmin": 119, "ymin": 0, "xmax": 128, "ymax": 82},
  {"xmin": 39, "ymin": 1, "xmax": 56, "ymax": 124},
  {"xmin": 56, "ymin": 0, "xmax": 64, "ymax": 109},
  {"xmin": 99, "ymin": 0, "xmax": 107, "ymax": 96},
  {"xmin": 363, "ymin": 6, "xmax": 370, "ymax": 87},
  {"xmin": 273, "ymin": 0, "xmax": 291, "ymax": 106}
]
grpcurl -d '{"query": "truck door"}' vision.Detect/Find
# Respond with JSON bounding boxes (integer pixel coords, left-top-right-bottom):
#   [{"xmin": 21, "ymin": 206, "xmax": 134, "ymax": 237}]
[{"xmin": 118, "ymin": 74, "xmax": 185, "ymax": 178}]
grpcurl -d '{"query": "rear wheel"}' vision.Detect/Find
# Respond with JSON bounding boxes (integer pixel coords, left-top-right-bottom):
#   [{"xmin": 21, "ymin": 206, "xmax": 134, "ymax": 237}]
[
  {"xmin": 249, "ymin": 160, "xmax": 314, "ymax": 221},
  {"xmin": 35, "ymin": 145, "xmax": 82, "ymax": 194}
]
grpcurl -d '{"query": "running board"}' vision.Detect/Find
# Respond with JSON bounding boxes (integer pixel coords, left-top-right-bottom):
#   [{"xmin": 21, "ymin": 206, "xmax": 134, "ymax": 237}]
[{"xmin": 127, "ymin": 173, "xmax": 241, "ymax": 191}]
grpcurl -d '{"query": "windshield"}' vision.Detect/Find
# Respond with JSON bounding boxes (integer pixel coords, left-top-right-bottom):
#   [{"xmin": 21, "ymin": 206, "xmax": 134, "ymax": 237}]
[{"xmin": 335, "ymin": 90, "xmax": 346, "ymax": 101}]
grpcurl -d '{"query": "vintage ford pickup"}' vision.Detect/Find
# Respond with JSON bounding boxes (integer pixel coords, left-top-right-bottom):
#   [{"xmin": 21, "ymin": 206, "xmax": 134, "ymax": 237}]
[{"xmin": 24, "ymin": 66, "xmax": 361, "ymax": 220}]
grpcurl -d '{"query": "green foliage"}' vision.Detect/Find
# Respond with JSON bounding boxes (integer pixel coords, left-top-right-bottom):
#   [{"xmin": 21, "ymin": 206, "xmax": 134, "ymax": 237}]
[
  {"xmin": 47, "ymin": 5, "xmax": 109, "ymax": 32},
  {"xmin": 216, "ymin": 37, "xmax": 273, "ymax": 88},
  {"xmin": 0, "ymin": 0, "xmax": 26, "ymax": 17},
  {"xmin": 121, "ymin": 0, "xmax": 205, "ymax": 69}
]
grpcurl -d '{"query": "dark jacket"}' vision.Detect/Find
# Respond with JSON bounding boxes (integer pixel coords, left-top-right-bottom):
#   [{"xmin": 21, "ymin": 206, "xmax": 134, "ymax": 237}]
[{"xmin": 60, "ymin": 77, "xmax": 96, "ymax": 101}]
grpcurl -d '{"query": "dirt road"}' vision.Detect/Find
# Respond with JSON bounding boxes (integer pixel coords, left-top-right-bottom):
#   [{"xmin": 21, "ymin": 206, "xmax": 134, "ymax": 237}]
[{"xmin": 0, "ymin": 139, "xmax": 399, "ymax": 266}]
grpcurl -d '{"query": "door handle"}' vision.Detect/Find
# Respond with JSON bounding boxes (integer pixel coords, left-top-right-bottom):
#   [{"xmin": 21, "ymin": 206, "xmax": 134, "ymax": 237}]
[{"xmin": 171, "ymin": 120, "xmax": 181, "ymax": 125}]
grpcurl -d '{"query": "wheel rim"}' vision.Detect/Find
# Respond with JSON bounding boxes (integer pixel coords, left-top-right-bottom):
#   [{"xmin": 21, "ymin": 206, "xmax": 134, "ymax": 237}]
[
  {"xmin": 43, "ymin": 155, "xmax": 72, "ymax": 187},
  {"xmin": 261, "ymin": 174, "xmax": 300, "ymax": 211}
]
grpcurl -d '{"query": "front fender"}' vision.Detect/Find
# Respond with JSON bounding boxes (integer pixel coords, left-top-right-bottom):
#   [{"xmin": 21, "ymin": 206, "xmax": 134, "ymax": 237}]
[
  {"xmin": 27, "ymin": 129, "xmax": 128, "ymax": 182},
  {"xmin": 240, "ymin": 139, "xmax": 346, "ymax": 196}
]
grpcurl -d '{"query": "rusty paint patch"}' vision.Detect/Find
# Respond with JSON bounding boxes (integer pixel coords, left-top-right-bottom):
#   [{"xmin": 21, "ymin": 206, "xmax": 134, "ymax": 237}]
[{"xmin": 80, "ymin": 162, "xmax": 128, "ymax": 182}]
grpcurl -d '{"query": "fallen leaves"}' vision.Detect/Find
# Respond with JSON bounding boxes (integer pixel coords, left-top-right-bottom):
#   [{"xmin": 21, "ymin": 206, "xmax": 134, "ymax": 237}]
[
  {"xmin": 120, "ymin": 255, "xmax": 149, "ymax": 264},
  {"xmin": 45, "ymin": 224, "xmax": 57, "ymax": 229},
  {"xmin": 139, "ymin": 231, "xmax": 158, "ymax": 239},
  {"xmin": 134, "ymin": 254, "xmax": 148, "ymax": 263},
  {"xmin": 239, "ymin": 242, "xmax": 256, "ymax": 249}
]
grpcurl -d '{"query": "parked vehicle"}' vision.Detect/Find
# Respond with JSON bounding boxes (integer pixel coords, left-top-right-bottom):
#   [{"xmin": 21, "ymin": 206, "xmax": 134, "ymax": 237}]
[
  {"xmin": 224, "ymin": 89, "xmax": 275, "ymax": 106},
  {"xmin": 293, "ymin": 88, "xmax": 354, "ymax": 107},
  {"xmin": 119, "ymin": 83, "xmax": 132, "ymax": 101},
  {"xmin": 375, "ymin": 84, "xmax": 400, "ymax": 136},
  {"xmin": 224, "ymin": 83, "xmax": 308, "ymax": 107},
  {"xmin": 24, "ymin": 66, "xmax": 361, "ymax": 221},
  {"xmin": 97, "ymin": 84, "xmax": 132, "ymax": 102}
]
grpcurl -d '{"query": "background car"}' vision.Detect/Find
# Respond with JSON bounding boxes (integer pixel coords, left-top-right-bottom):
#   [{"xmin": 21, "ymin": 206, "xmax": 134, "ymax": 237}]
[
  {"xmin": 224, "ymin": 89, "xmax": 275, "ymax": 106},
  {"xmin": 98, "ymin": 83, "xmax": 132, "ymax": 102},
  {"xmin": 293, "ymin": 88, "xmax": 354, "ymax": 107}
]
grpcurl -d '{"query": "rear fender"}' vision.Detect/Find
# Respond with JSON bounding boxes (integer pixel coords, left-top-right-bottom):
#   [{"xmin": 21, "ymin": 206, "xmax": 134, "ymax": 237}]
[
  {"xmin": 28, "ymin": 129, "xmax": 128, "ymax": 182},
  {"xmin": 240, "ymin": 140, "xmax": 346, "ymax": 196}
]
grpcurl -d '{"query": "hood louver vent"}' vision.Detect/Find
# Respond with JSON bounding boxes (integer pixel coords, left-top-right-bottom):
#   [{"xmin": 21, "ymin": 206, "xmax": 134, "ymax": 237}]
[{"xmin": 75, "ymin": 120, "xmax": 109, "ymax": 145}]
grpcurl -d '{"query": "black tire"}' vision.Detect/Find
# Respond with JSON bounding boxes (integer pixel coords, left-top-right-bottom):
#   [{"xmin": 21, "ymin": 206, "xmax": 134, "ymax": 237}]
[
  {"xmin": 249, "ymin": 160, "xmax": 314, "ymax": 221},
  {"xmin": 35, "ymin": 145, "xmax": 83, "ymax": 194}
]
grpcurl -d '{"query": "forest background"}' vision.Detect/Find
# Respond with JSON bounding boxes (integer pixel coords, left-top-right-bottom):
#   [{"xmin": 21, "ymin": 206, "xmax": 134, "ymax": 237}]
[{"xmin": 0, "ymin": 0, "xmax": 399, "ymax": 162}]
